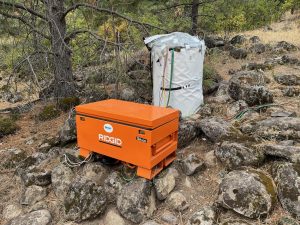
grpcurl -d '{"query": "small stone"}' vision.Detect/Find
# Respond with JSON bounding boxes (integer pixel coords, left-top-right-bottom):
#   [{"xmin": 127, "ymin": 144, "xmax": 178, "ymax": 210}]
[
  {"xmin": 271, "ymin": 110, "xmax": 297, "ymax": 117},
  {"xmin": 226, "ymin": 100, "xmax": 248, "ymax": 118},
  {"xmin": 59, "ymin": 111, "xmax": 76, "ymax": 145},
  {"xmin": 274, "ymin": 74, "xmax": 300, "ymax": 86},
  {"xmin": 141, "ymin": 221, "xmax": 162, "ymax": 225},
  {"xmin": 187, "ymin": 206, "xmax": 217, "ymax": 225},
  {"xmin": 204, "ymin": 150, "xmax": 217, "ymax": 167},
  {"xmin": 161, "ymin": 211, "xmax": 178, "ymax": 225},
  {"xmin": 279, "ymin": 140, "xmax": 294, "ymax": 146},
  {"xmin": 103, "ymin": 208, "xmax": 125, "ymax": 225},
  {"xmin": 178, "ymin": 120, "xmax": 198, "ymax": 148},
  {"xmin": 250, "ymin": 36, "xmax": 260, "ymax": 43},
  {"xmin": 277, "ymin": 216, "xmax": 299, "ymax": 225},
  {"xmin": 230, "ymin": 35, "xmax": 246, "ymax": 45},
  {"xmin": 2, "ymin": 204, "xmax": 23, "ymax": 221},
  {"xmin": 154, "ymin": 172, "xmax": 176, "ymax": 200},
  {"xmin": 21, "ymin": 185, "xmax": 47, "ymax": 206},
  {"xmin": 166, "ymin": 191, "xmax": 189, "ymax": 211},
  {"xmin": 181, "ymin": 153, "xmax": 206, "ymax": 175},
  {"xmin": 29, "ymin": 201, "xmax": 48, "ymax": 212},
  {"xmin": 6, "ymin": 209, "xmax": 52, "ymax": 225},
  {"xmin": 249, "ymin": 43, "xmax": 266, "ymax": 54},
  {"xmin": 264, "ymin": 145, "xmax": 300, "ymax": 163}
]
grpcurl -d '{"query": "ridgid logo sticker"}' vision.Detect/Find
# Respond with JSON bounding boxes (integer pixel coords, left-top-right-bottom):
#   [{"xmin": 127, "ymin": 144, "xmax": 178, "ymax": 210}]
[
  {"xmin": 103, "ymin": 123, "xmax": 113, "ymax": 133},
  {"xmin": 99, "ymin": 134, "xmax": 122, "ymax": 147}
]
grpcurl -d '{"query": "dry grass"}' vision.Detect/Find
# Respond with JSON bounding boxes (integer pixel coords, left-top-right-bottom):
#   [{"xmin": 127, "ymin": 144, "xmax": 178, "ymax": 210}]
[{"xmin": 243, "ymin": 12, "xmax": 300, "ymax": 46}]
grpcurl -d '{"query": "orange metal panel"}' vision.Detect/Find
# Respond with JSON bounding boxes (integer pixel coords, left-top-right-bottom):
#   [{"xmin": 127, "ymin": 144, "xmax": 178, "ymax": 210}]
[
  {"xmin": 75, "ymin": 99, "xmax": 179, "ymax": 179},
  {"xmin": 76, "ymin": 99, "xmax": 179, "ymax": 129}
]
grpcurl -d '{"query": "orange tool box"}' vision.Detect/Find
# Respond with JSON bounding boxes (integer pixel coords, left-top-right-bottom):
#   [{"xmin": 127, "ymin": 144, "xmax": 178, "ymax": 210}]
[{"xmin": 75, "ymin": 99, "xmax": 179, "ymax": 179}]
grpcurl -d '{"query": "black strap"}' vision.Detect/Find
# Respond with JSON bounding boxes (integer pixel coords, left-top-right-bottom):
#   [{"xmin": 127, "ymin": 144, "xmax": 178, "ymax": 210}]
[{"xmin": 160, "ymin": 84, "xmax": 191, "ymax": 91}]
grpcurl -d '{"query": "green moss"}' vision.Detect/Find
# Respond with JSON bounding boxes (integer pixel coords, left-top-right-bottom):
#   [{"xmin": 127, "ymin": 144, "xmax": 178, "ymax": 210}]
[
  {"xmin": 0, "ymin": 116, "xmax": 19, "ymax": 137},
  {"xmin": 58, "ymin": 97, "xmax": 80, "ymax": 111},
  {"xmin": 203, "ymin": 64, "xmax": 219, "ymax": 80},
  {"xmin": 38, "ymin": 105, "xmax": 60, "ymax": 121}
]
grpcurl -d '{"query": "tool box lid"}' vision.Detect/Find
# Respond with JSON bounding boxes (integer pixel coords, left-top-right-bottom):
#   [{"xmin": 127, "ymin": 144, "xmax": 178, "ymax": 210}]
[{"xmin": 75, "ymin": 99, "xmax": 179, "ymax": 129}]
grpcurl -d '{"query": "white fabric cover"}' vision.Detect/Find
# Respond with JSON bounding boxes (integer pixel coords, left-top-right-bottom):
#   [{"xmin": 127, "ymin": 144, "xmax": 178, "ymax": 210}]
[{"xmin": 144, "ymin": 32, "xmax": 206, "ymax": 117}]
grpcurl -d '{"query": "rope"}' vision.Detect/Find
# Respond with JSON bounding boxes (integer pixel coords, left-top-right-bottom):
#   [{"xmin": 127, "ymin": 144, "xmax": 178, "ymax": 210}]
[
  {"xmin": 167, "ymin": 48, "xmax": 175, "ymax": 107},
  {"xmin": 62, "ymin": 153, "xmax": 93, "ymax": 168},
  {"xmin": 232, "ymin": 103, "xmax": 280, "ymax": 120}
]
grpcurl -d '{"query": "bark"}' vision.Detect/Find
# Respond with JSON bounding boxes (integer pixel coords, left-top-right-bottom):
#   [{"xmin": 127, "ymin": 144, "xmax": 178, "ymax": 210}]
[
  {"xmin": 45, "ymin": 0, "xmax": 76, "ymax": 98},
  {"xmin": 191, "ymin": 0, "xmax": 199, "ymax": 35}
]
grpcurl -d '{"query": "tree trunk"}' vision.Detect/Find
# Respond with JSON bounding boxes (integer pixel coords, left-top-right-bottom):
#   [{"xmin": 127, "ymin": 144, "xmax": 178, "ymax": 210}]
[
  {"xmin": 45, "ymin": 0, "xmax": 76, "ymax": 99},
  {"xmin": 191, "ymin": 0, "xmax": 199, "ymax": 35}
]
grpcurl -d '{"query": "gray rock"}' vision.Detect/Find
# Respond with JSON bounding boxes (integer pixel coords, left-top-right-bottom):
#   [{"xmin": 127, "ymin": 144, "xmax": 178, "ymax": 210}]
[
  {"xmin": 2, "ymin": 204, "xmax": 23, "ymax": 221},
  {"xmin": 82, "ymin": 162, "xmax": 107, "ymax": 185},
  {"xmin": 20, "ymin": 169, "xmax": 51, "ymax": 187},
  {"xmin": 199, "ymin": 117, "xmax": 231, "ymax": 142},
  {"xmin": 117, "ymin": 178, "xmax": 155, "ymax": 223},
  {"xmin": 264, "ymin": 144, "xmax": 300, "ymax": 162},
  {"xmin": 228, "ymin": 71, "xmax": 273, "ymax": 106},
  {"xmin": 241, "ymin": 117, "xmax": 300, "ymax": 141},
  {"xmin": 230, "ymin": 35, "xmax": 246, "ymax": 45},
  {"xmin": 178, "ymin": 119, "xmax": 198, "ymax": 148},
  {"xmin": 217, "ymin": 169, "xmax": 276, "ymax": 219},
  {"xmin": 141, "ymin": 221, "xmax": 161, "ymax": 225},
  {"xmin": 64, "ymin": 178, "xmax": 107, "ymax": 222},
  {"xmin": 120, "ymin": 87, "xmax": 137, "ymax": 101},
  {"xmin": 215, "ymin": 142, "xmax": 265, "ymax": 169},
  {"xmin": 226, "ymin": 100, "xmax": 248, "ymax": 118},
  {"xmin": 204, "ymin": 150, "xmax": 218, "ymax": 167},
  {"xmin": 104, "ymin": 171, "xmax": 124, "ymax": 203},
  {"xmin": 275, "ymin": 41, "xmax": 298, "ymax": 52},
  {"xmin": 279, "ymin": 140, "xmax": 295, "ymax": 146},
  {"xmin": 220, "ymin": 219, "xmax": 253, "ymax": 225},
  {"xmin": 6, "ymin": 209, "xmax": 52, "ymax": 225},
  {"xmin": 272, "ymin": 162, "xmax": 300, "ymax": 219},
  {"xmin": 271, "ymin": 110, "xmax": 297, "ymax": 117},
  {"xmin": 5, "ymin": 91, "xmax": 23, "ymax": 103},
  {"xmin": 250, "ymin": 36, "xmax": 260, "ymax": 43},
  {"xmin": 230, "ymin": 48, "xmax": 247, "ymax": 59},
  {"xmin": 59, "ymin": 110, "xmax": 76, "ymax": 145},
  {"xmin": 154, "ymin": 172, "xmax": 176, "ymax": 200},
  {"xmin": 21, "ymin": 185, "xmax": 47, "ymax": 206},
  {"xmin": 282, "ymin": 55, "xmax": 300, "ymax": 65},
  {"xmin": 277, "ymin": 216, "xmax": 300, "ymax": 225},
  {"xmin": 187, "ymin": 206, "xmax": 217, "ymax": 225},
  {"xmin": 274, "ymin": 74, "xmax": 300, "ymax": 86},
  {"xmin": 1, "ymin": 148, "xmax": 26, "ymax": 169},
  {"xmin": 204, "ymin": 36, "xmax": 225, "ymax": 48},
  {"xmin": 242, "ymin": 62, "xmax": 271, "ymax": 71},
  {"xmin": 166, "ymin": 191, "xmax": 189, "ymax": 211},
  {"xmin": 250, "ymin": 43, "xmax": 266, "ymax": 54},
  {"xmin": 161, "ymin": 211, "xmax": 178, "ymax": 225},
  {"xmin": 51, "ymin": 163, "xmax": 75, "ymax": 200},
  {"xmin": 103, "ymin": 208, "xmax": 125, "ymax": 225},
  {"xmin": 282, "ymin": 86, "xmax": 300, "ymax": 97},
  {"xmin": 181, "ymin": 153, "xmax": 206, "ymax": 175}
]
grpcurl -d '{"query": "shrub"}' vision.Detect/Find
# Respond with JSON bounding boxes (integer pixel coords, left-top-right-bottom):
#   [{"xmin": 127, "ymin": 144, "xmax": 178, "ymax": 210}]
[
  {"xmin": 58, "ymin": 97, "xmax": 80, "ymax": 112},
  {"xmin": 0, "ymin": 116, "xmax": 19, "ymax": 137},
  {"xmin": 203, "ymin": 64, "xmax": 219, "ymax": 81},
  {"xmin": 38, "ymin": 105, "xmax": 60, "ymax": 121}
]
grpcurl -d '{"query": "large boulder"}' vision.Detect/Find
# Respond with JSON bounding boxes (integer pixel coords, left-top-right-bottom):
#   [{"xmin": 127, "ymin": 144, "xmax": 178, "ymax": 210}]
[
  {"xmin": 215, "ymin": 141, "xmax": 265, "ymax": 169},
  {"xmin": 204, "ymin": 36, "xmax": 225, "ymax": 48},
  {"xmin": 272, "ymin": 162, "xmax": 300, "ymax": 219},
  {"xmin": 187, "ymin": 206, "xmax": 217, "ymax": 225},
  {"xmin": 230, "ymin": 48, "xmax": 247, "ymax": 59},
  {"xmin": 64, "ymin": 178, "xmax": 107, "ymax": 222},
  {"xmin": 264, "ymin": 144, "xmax": 300, "ymax": 163},
  {"xmin": 104, "ymin": 171, "xmax": 124, "ymax": 203},
  {"xmin": 178, "ymin": 119, "xmax": 199, "ymax": 148},
  {"xmin": 59, "ymin": 110, "xmax": 76, "ymax": 145},
  {"xmin": 228, "ymin": 71, "xmax": 273, "ymax": 106},
  {"xmin": 6, "ymin": 209, "xmax": 52, "ymax": 225},
  {"xmin": 241, "ymin": 117, "xmax": 300, "ymax": 141},
  {"xmin": 154, "ymin": 172, "xmax": 176, "ymax": 200},
  {"xmin": 230, "ymin": 35, "xmax": 246, "ymax": 45},
  {"xmin": 274, "ymin": 74, "xmax": 300, "ymax": 86},
  {"xmin": 217, "ymin": 169, "xmax": 277, "ymax": 219},
  {"xmin": 51, "ymin": 163, "xmax": 75, "ymax": 200},
  {"xmin": 199, "ymin": 117, "xmax": 243, "ymax": 142},
  {"xmin": 117, "ymin": 178, "xmax": 155, "ymax": 223}
]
